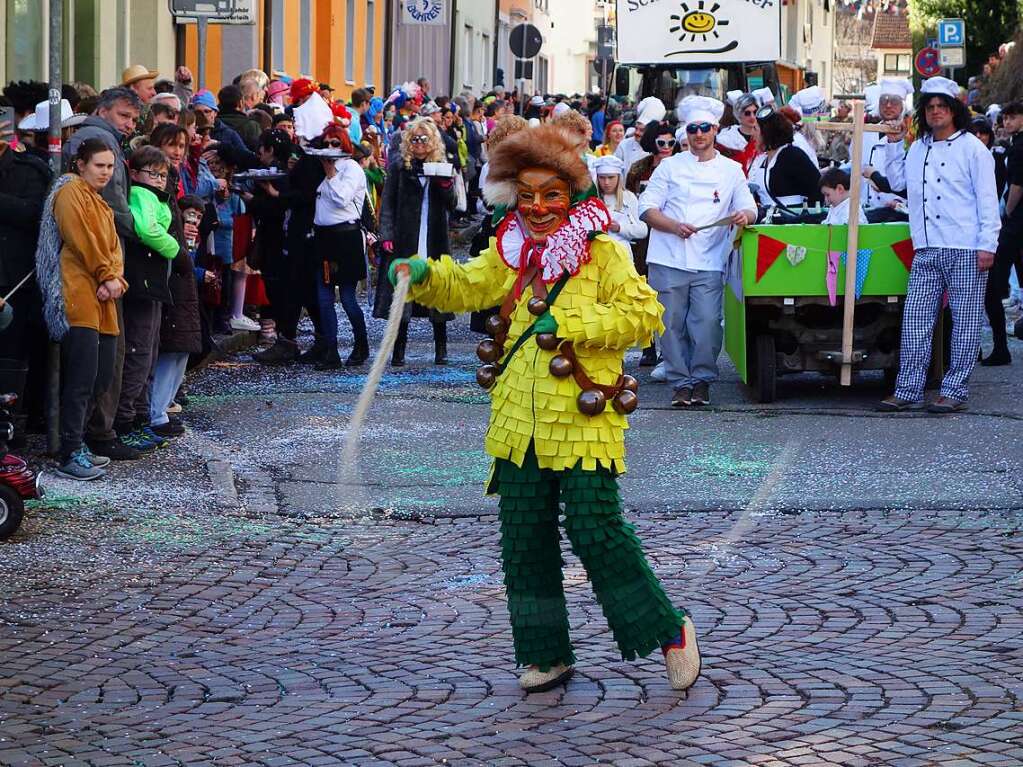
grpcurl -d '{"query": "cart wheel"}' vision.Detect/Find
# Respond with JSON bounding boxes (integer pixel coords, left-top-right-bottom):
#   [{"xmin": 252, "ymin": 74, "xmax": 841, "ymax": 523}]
[
  {"xmin": 0, "ymin": 485, "xmax": 25, "ymax": 540},
  {"xmin": 754, "ymin": 335, "xmax": 777, "ymax": 403}
]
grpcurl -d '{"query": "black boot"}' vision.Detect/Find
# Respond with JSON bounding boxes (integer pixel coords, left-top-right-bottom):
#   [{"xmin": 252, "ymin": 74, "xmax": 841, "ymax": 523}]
[
  {"xmin": 639, "ymin": 344, "xmax": 658, "ymax": 367},
  {"xmin": 253, "ymin": 337, "xmax": 299, "ymax": 364},
  {"xmin": 346, "ymin": 332, "xmax": 370, "ymax": 367},
  {"xmin": 298, "ymin": 335, "xmax": 327, "ymax": 364},
  {"xmin": 392, "ymin": 322, "xmax": 409, "ymax": 367},
  {"xmin": 982, "ymin": 349, "xmax": 1012, "ymax": 366},
  {"xmin": 315, "ymin": 346, "xmax": 343, "ymax": 370},
  {"xmin": 433, "ymin": 322, "xmax": 448, "ymax": 365}
]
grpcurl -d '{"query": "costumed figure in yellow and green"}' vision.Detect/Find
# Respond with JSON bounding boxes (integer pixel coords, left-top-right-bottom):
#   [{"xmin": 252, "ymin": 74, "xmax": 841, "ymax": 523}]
[{"xmin": 387, "ymin": 125, "xmax": 701, "ymax": 694}]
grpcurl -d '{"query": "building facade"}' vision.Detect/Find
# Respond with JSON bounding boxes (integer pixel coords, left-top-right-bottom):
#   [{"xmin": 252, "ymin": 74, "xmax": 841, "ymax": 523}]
[
  {"xmin": 780, "ymin": 0, "xmax": 837, "ymax": 97},
  {"xmin": 544, "ymin": 0, "xmax": 598, "ymax": 95}
]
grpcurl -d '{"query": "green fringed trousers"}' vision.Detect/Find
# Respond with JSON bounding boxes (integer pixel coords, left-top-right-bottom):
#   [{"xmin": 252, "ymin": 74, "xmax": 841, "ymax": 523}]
[{"xmin": 490, "ymin": 445, "xmax": 685, "ymax": 672}]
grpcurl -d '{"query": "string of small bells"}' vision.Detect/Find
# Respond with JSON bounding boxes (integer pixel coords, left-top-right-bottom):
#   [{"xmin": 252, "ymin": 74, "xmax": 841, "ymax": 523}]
[{"xmin": 475, "ymin": 297, "xmax": 640, "ymax": 416}]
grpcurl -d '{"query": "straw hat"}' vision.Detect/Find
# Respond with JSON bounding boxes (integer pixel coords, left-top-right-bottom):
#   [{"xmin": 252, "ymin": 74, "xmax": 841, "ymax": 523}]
[{"xmin": 122, "ymin": 64, "xmax": 159, "ymax": 86}]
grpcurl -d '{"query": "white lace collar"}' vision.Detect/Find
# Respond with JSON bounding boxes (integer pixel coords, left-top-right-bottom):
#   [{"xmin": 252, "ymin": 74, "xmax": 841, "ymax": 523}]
[{"xmin": 495, "ymin": 197, "xmax": 611, "ymax": 282}]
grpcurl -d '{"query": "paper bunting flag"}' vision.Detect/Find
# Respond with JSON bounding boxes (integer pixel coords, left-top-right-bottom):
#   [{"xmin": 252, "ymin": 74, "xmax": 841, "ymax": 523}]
[
  {"xmin": 840, "ymin": 248, "xmax": 873, "ymax": 299},
  {"xmin": 756, "ymin": 235, "xmax": 787, "ymax": 282},
  {"xmin": 891, "ymin": 238, "xmax": 915, "ymax": 272},
  {"xmin": 827, "ymin": 251, "xmax": 841, "ymax": 306},
  {"xmin": 786, "ymin": 244, "xmax": 807, "ymax": 266}
]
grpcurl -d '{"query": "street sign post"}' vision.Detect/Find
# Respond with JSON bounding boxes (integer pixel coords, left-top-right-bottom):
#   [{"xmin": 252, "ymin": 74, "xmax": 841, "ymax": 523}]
[
  {"xmin": 168, "ymin": 0, "xmax": 242, "ymax": 89},
  {"xmin": 915, "ymin": 47, "xmax": 942, "ymax": 78},
  {"xmin": 937, "ymin": 18, "xmax": 965, "ymax": 47},
  {"xmin": 509, "ymin": 23, "xmax": 542, "ymax": 113},
  {"xmin": 939, "ymin": 47, "xmax": 965, "ymax": 68}
]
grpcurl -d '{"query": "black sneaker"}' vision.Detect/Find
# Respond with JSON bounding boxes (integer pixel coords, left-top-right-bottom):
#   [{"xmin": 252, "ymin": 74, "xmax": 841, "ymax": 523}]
[
  {"xmin": 86, "ymin": 437, "xmax": 142, "ymax": 461},
  {"xmin": 671, "ymin": 387, "xmax": 692, "ymax": 408},
  {"xmin": 150, "ymin": 420, "xmax": 185, "ymax": 438},
  {"xmin": 691, "ymin": 382, "xmax": 710, "ymax": 406}
]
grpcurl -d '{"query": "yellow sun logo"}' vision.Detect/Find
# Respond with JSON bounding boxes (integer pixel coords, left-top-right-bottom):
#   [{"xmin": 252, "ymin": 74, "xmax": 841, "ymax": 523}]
[{"xmin": 670, "ymin": 1, "xmax": 729, "ymax": 42}]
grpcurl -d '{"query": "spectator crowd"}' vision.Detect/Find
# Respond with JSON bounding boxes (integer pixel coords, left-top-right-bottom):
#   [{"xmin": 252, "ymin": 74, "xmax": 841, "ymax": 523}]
[{"xmin": 0, "ymin": 57, "xmax": 1016, "ymax": 480}]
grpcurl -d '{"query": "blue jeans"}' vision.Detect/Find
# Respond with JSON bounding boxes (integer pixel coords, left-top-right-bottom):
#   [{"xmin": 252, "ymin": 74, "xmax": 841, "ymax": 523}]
[
  {"xmin": 316, "ymin": 278, "xmax": 367, "ymax": 348},
  {"xmin": 149, "ymin": 352, "xmax": 189, "ymax": 426}
]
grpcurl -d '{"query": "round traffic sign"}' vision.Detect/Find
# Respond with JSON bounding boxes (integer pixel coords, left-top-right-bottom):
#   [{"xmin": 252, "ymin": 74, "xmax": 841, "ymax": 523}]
[
  {"xmin": 510, "ymin": 23, "xmax": 543, "ymax": 59},
  {"xmin": 915, "ymin": 47, "xmax": 942, "ymax": 77}
]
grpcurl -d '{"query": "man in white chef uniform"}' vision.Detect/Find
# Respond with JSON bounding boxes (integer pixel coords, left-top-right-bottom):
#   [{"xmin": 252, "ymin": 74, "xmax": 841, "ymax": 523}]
[
  {"xmin": 860, "ymin": 78, "xmax": 914, "ymax": 217},
  {"xmin": 879, "ymin": 76, "xmax": 1001, "ymax": 414},
  {"xmin": 639, "ymin": 96, "xmax": 757, "ymax": 408}
]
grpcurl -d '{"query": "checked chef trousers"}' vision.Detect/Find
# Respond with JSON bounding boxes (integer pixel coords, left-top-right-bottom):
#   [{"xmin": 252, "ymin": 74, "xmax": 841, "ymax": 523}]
[
  {"xmin": 491, "ymin": 445, "xmax": 684, "ymax": 672},
  {"xmin": 895, "ymin": 247, "xmax": 988, "ymax": 403}
]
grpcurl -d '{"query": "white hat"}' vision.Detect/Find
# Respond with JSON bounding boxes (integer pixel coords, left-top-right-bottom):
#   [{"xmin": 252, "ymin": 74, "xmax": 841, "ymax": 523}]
[
  {"xmin": 676, "ymin": 95, "xmax": 724, "ymax": 126},
  {"xmin": 151, "ymin": 92, "xmax": 183, "ymax": 111},
  {"xmin": 674, "ymin": 125, "xmax": 690, "ymax": 144},
  {"xmin": 61, "ymin": 113, "xmax": 89, "ymax": 129},
  {"xmin": 921, "ymin": 76, "xmax": 960, "ymax": 101},
  {"xmin": 552, "ymin": 102, "xmax": 571, "ymax": 117},
  {"xmin": 864, "ymin": 84, "xmax": 882, "ymax": 117},
  {"xmin": 635, "ymin": 96, "xmax": 666, "ymax": 125},
  {"xmin": 879, "ymin": 78, "xmax": 913, "ymax": 100},
  {"xmin": 752, "ymin": 87, "xmax": 776, "ymax": 107},
  {"xmin": 987, "ymin": 103, "xmax": 1002, "ymax": 122},
  {"xmin": 789, "ymin": 86, "xmax": 828, "ymax": 117},
  {"xmin": 527, "ymin": 117, "xmax": 541, "ymax": 128},
  {"xmin": 592, "ymin": 155, "xmax": 625, "ymax": 177},
  {"xmin": 419, "ymin": 101, "xmax": 441, "ymax": 116},
  {"xmin": 529, "ymin": 95, "xmax": 544, "ymax": 107},
  {"xmin": 726, "ymin": 89, "xmax": 744, "ymax": 108},
  {"xmin": 18, "ymin": 99, "xmax": 73, "ymax": 131}
]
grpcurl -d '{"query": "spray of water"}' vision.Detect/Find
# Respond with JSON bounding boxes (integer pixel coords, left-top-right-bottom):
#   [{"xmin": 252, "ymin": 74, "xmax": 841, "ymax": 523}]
[{"xmin": 336, "ymin": 272, "xmax": 411, "ymax": 512}]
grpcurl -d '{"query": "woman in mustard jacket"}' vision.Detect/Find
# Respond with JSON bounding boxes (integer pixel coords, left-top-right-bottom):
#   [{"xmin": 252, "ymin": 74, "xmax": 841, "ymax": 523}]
[
  {"xmin": 387, "ymin": 125, "xmax": 701, "ymax": 695},
  {"xmin": 37, "ymin": 138, "xmax": 127, "ymax": 481}
]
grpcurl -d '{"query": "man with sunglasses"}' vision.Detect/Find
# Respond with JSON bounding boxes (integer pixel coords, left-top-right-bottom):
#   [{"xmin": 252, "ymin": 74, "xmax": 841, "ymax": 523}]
[{"xmin": 640, "ymin": 96, "xmax": 757, "ymax": 408}]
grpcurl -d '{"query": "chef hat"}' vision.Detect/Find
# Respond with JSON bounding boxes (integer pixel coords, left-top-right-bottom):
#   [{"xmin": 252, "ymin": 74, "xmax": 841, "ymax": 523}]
[
  {"xmin": 674, "ymin": 125, "xmax": 690, "ymax": 144},
  {"xmin": 635, "ymin": 96, "xmax": 667, "ymax": 125},
  {"xmin": 529, "ymin": 95, "xmax": 544, "ymax": 107},
  {"xmin": 921, "ymin": 76, "xmax": 960, "ymax": 101},
  {"xmin": 726, "ymin": 90, "xmax": 744, "ymax": 108},
  {"xmin": 676, "ymin": 95, "xmax": 724, "ymax": 126},
  {"xmin": 752, "ymin": 87, "xmax": 776, "ymax": 107},
  {"xmin": 592, "ymin": 154, "xmax": 626, "ymax": 177},
  {"xmin": 789, "ymin": 85, "xmax": 828, "ymax": 117},
  {"xmin": 864, "ymin": 84, "xmax": 882, "ymax": 117},
  {"xmin": 987, "ymin": 103, "xmax": 1002, "ymax": 122},
  {"xmin": 879, "ymin": 77, "xmax": 913, "ymax": 100}
]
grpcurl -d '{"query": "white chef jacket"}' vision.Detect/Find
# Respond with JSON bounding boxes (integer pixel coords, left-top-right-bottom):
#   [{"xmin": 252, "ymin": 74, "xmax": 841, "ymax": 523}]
[
  {"xmin": 884, "ymin": 130, "xmax": 1001, "ymax": 253},
  {"xmin": 313, "ymin": 158, "xmax": 367, "ymax": 226},
  {"xmin": 638, "ymin": 151, "xmax": 757, "ymax": 273},
  {"xmin": 859, "ymin": 132, "xmax": 903, "ymax": 209},
  {"xmin": 822, "ymin": 197, "xmax": 868, "ymax": 226},
  {"xmin": 614, "ymin": 137, "xmax": 649, "ymax": 176},
  {"xmin": 602, "ymin": 190, "xmax": 648, "ymax": 253}
]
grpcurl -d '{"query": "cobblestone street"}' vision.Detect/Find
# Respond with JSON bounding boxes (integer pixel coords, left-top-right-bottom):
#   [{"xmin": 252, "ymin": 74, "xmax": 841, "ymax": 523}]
[{"xmin": 2, "ymin": 322, "xmax": 1022, "ymax": 766}]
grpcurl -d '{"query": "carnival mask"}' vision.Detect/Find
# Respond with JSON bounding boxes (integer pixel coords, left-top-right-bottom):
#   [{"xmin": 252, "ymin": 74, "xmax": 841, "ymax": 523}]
[{"xmin": 516, "ymin": 167, "xmax": 572, "ymax": 242}]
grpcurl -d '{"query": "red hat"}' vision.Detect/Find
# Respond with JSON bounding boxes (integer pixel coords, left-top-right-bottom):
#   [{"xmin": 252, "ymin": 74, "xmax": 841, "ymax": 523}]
[
  {"xmin": 330, "ymin": 101, "xmax": 352, "ymax": 127},
  {"xmin": 290, "ymin": 78, "xmax": 317, "ymax": 103}
]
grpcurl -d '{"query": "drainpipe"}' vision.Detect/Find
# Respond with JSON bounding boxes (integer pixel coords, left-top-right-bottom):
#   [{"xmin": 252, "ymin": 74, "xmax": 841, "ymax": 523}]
[{"xmin": 448, "ymin": 0, "xmax": 458, "ymax": 95}]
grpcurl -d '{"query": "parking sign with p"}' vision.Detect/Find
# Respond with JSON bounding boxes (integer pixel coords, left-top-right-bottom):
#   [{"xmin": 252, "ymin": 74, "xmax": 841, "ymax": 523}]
[{"xmin": 937, "ymin": 18, "xmax": 965, "ymax": 47}]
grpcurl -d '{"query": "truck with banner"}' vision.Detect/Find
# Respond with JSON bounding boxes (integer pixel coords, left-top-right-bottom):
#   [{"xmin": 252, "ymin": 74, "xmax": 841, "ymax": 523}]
[{"xmin": 611, "ymin": 0, "xmax": 786, "ymax": 108}]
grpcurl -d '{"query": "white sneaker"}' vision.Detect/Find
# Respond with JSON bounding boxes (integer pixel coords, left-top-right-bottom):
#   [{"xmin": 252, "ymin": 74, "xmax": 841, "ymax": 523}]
[
  {"xmin": 230, "ymin": 315, "xmax": 261, "ymax": 332},
  {"xmin": 518, "ymin": 663, "xmax": 574, "ymax": 693},
  {"xmin": 651, "ymin": 361, "xmax": 667, "ymax": 382}
]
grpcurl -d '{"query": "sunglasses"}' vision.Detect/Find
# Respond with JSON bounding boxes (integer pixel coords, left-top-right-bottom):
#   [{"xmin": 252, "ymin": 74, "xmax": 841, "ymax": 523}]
[
  {"xmin": 741, "ymin": 108, "xmax": 758, "ymax": 117},
  {"xmin": 409, "ymin": 135, "xmax": 431, "ymax": 144},
  {"xmin": 685, "ymin": 122, "xmax": 714, "ymax": 134},
  {"xmin": 325, "ymin": 139, "xmax": 345, "ymax": 148},
  {"xmin": 655, "ymin": 138, "xmax": 676, "ymax": 148}
]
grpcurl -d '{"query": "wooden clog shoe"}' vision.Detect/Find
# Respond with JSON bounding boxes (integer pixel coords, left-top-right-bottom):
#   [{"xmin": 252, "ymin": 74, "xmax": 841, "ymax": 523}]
[
  {"xmin": 518, "ymin": 663, "xmax": 574, "ymax": 693},
  {"xmin": 662, "ymin": 616, "xmax": 701, "ymax": 691}
]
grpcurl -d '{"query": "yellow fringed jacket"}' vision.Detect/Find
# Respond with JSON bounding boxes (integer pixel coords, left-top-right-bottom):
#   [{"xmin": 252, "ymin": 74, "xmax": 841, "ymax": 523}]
[{"xmin": 408, "ymin": 233, "xmax": 665, "ymax": 474}]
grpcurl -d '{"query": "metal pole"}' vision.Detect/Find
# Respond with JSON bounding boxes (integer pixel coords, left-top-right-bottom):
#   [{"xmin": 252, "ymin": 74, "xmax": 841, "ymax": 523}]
[
  {"xmin": 197, "ymin": 16, "xmax": 208, "ymax": 91},
  {"xmin": 46, "ymin": 0, "xmax": 64, "ymax": 456}
]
